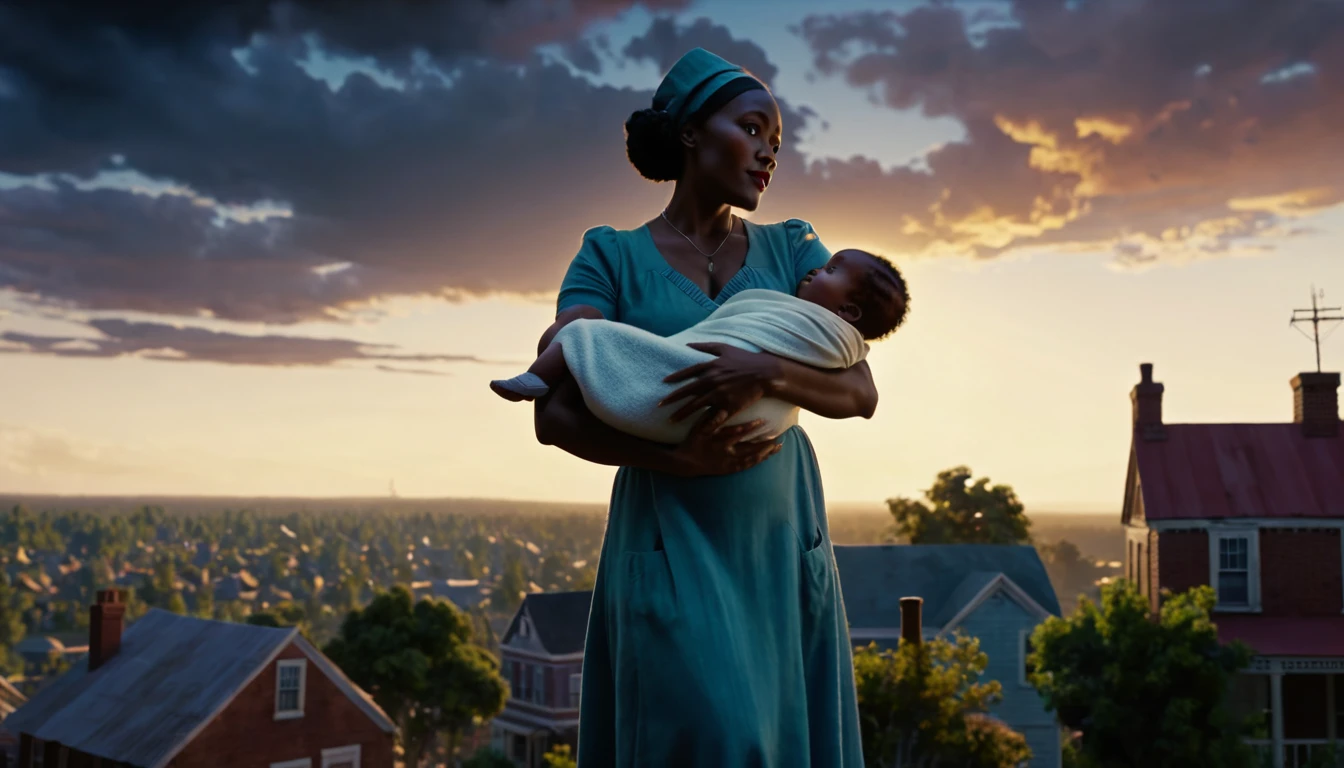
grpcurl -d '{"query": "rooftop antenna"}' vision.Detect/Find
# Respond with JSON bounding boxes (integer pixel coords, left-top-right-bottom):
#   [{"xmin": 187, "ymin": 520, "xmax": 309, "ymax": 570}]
[
  {"xmin": 1290, "ymin": 285, "xmax": 1343, "ymax": 373},
  {"xmin": 389, "ymin": 478, "xmax": 398, "ymax": 499}
]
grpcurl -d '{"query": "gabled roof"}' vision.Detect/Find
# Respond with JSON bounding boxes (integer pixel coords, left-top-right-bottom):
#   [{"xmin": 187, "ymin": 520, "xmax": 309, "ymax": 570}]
[
  {"xmin": 502, "ymin": 591, "xmax": 592, "ymax": 655},
  {"xmin": 834, "ymin": 545, "xmax": 1060, "ymax": 635},
  {"xmin": 5, "ymin": 609, "xmax": 394, "ymax": 768},
  {"xmin": 1134, "ymin": 423, "xmax": 1344, "ymax": 521}
]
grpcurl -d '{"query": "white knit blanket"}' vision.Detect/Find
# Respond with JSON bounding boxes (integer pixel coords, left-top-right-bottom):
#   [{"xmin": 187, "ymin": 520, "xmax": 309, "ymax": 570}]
[{"xmin": 552, "ymin": 288, "xmax": 868, "ymax": 444}]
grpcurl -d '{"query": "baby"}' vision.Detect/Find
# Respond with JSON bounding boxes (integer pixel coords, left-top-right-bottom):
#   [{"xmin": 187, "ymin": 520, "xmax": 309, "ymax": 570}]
[{"xmin": 491, "ymin": 249, "xmax": 910, "ymax": 444}]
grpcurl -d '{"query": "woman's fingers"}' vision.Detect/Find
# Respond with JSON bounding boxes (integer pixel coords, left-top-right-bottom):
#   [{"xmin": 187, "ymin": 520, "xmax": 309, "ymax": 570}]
[
  {"xmin": 659, "ymin": 378, "xmax": 710, "ymax": 409},
  {"xmin": 664, "ymin": 360, "xmax": 714, "ymax": 384}
]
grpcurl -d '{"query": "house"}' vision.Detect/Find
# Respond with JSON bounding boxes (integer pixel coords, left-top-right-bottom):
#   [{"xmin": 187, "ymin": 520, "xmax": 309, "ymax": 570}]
[
  {"xmin": 1121, "ymin": 363, "xmax": 1344, "ymax": 768},
  {"xmin": 6, "ymin": 589, "xmax": 396, "ymax": 768},
  {"xmin": 0, "ymin": 677, "xmax": 27, "ymax": 766},
  {"xmin": 491, "ymin": 591, "xmax": 591, "ymax": 767},
  {"xmin": 834, "ymin": 544, "xmax": 1064, "ymax": 768}
]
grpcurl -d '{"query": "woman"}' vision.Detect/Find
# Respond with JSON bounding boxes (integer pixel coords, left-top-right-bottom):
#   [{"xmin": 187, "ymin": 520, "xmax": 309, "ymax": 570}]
[{"xmin": 533, "ymin": 48, "xmax": 872, "ymax": 767}]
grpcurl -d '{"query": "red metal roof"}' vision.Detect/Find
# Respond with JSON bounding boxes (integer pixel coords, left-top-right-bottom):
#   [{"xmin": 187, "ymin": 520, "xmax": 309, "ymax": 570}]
[
  {"xmin": 1216, "ymin": 615, "xmax": 1344, "ymax": 657},
  {"xmin": 1135, "ymin": 424, "xmax": 1344, "ymax": 521}
]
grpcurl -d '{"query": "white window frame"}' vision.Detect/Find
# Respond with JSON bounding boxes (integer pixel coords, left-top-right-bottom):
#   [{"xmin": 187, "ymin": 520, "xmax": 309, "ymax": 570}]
[
  {"xmin": 1208, "ymin": 528, "xmax": 1260, "ymax": 612},
  {"xmin": 569, "ymin": 671, "xmax": 582, "ymax": 708},
  {"xmin": 275, "ymin": 658, "xmax": 308, "ymax": 720},
  {"xmin": 1018, "ymin": 628, "xmax": 1033, "ymax": 687},
  {"xmin": 321, "ymin": 745, "xmax": 361, "ymax": 768},
  {"xmin": 270, "ymin": 760, "xmax": 312, "ymax": 768}
]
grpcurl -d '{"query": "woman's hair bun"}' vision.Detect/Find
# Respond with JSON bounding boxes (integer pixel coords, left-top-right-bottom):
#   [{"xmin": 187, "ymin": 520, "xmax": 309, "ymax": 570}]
[{"xmin": 624, "ymin": 107, "xmax": 682, "ymax": 182}]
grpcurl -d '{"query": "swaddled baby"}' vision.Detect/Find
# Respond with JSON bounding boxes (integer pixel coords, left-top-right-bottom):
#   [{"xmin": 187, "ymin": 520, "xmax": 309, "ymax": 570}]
[{"xmin": 491, "ymin": 248, "xmax": 910, "ymax": 444}]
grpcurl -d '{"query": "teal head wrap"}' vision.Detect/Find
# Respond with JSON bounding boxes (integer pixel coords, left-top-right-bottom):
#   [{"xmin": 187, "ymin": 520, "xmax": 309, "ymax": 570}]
[{"xmin": 651, "ymin": 48, "xmax": 767, "ymax": 128}]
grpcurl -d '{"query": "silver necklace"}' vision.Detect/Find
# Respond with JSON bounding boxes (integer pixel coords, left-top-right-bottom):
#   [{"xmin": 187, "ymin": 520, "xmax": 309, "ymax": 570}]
[{"xmin": 660, "ymin": 210, "xmax": 734, "ymax": 274}]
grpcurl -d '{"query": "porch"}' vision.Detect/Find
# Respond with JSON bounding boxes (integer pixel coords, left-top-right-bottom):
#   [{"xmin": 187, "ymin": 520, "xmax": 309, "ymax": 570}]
[
  {"xmin": 1228, "ymin": 658, "xmax": 1344, "ymax": 768},
  {"xmin": 489, "ymin": 710, "xmax": 578, "ymax": 768}
]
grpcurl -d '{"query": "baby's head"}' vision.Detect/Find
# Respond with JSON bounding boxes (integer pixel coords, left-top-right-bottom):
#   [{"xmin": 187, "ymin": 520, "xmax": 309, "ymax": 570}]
[{"xmin": 795, "ymin": 249, "xmax": 910, "ymax": 341}]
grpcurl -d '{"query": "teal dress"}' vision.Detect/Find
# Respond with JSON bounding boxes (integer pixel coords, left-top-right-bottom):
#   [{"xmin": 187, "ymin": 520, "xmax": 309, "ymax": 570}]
[{"xmin": 558, "ymin": 218, "xmax": 865, "ymax": 767}]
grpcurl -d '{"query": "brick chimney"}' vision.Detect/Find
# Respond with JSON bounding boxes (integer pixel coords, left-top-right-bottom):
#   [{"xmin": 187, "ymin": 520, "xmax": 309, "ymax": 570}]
[
  {"xmin": 89, "ymin": 589, "xmax": 124, "ymax": 671},
  {"xmin": 900, "ymin": 596, "xmax": 923, "ymax": 646},
  {"xmin": 1292, "ymin": 372, "xmax": 1340, "ymax": 438},
  {"xmin": 1131, "ymin": 363, "xmax": 1166, "ymax": 441}
]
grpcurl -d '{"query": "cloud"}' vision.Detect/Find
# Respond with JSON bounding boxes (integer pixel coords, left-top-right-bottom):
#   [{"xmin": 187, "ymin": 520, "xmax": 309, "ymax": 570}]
[
  {"xmin": 0, "ymin": 423, "xmax": 142, "ymax": 478},
  {"xmin": 791, "ymin": 0, "xmax": 1344, "ymax": 263},
  {"xmin": 0, "ymin": 317, "xmax": 501, "ymax": 369}
]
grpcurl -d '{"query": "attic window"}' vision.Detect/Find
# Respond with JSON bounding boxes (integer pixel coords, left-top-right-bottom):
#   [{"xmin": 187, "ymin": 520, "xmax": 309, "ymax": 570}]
[
  {"xmin": 519, "ymin": 617, "xmax": 531, "ymax": 638},
  {"xmin": 275, "ymin": 658, "xmax": 307, "ymax": 720}
]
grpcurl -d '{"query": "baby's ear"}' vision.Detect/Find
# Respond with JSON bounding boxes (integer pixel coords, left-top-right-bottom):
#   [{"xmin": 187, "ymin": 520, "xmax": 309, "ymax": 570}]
[{"xmin": 839, "ymin": 302, "xmax": 863, "ymax": 324}]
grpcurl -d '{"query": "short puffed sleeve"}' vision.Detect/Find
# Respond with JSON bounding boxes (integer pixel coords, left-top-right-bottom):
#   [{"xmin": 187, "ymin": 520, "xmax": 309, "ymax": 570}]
[
  {"xmin": 556, "ymin": 226, "xmax": 621, "ymax": 319},
  {"xmin": 785, "ymin": 218, "xmax": 832, "ymax": 284}
]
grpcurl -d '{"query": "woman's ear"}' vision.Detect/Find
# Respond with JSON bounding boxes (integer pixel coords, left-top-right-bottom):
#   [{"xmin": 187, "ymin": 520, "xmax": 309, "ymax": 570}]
[{"xmin": 679, "ymin": 124, "xmax": 697, "ymax": 149}]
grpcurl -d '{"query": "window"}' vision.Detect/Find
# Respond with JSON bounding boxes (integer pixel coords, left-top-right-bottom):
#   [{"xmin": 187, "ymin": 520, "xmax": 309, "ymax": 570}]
[
  {"xmin": 533, "ymin": 665, "xmax": 546, "ymax": 706},
  {"xmin": 30, "ymin": 740, "xmax": 44, "ymax": 768},
  {"xmin": 1218, "ymin": 537, "xmax": 1250, "ymax": 607},
  {"xmin": 501, "ymin": 660, "xmax": 513, "ymax": 697},
  {"xmin": 275, "ymin": 658, "xmax": 307, "ymax": 719},
  {"xmin": 1209, "ymin": 530, "xmax": 1259, "ymax": 611},
  {"xmin": 1137, "ymin": 543, "xmax": 1145, "ymax": 595},
  {"xmin": 519, "ymin": 617, "xmax": 530, "ymax": 638},
  {"xmin": 569, "ymin": 672, "xmax": 582, "ymax": 708},
  {"xmin": 518, "ymin": 663, "xmax": 531, "ymax": 700},
  {"xmin": 1019, "ymin": 629, "xmax": 1035, "ymax": 687},
  {"xmin": 321, "ymin": 745, "xmax": 361, "ymax": 768}
]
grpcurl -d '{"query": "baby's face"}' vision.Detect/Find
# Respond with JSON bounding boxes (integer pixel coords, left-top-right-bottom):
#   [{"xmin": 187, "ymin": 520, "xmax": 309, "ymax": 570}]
[{"xmin": 795, "ymin": 249, "xmax": 874, "ymax": 325}]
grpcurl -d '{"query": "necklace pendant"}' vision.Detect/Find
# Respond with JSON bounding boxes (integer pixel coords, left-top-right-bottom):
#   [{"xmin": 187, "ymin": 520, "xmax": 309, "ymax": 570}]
[{"xmin": 708, "ymin": 260, "xmax": 715, "ymax": 274}]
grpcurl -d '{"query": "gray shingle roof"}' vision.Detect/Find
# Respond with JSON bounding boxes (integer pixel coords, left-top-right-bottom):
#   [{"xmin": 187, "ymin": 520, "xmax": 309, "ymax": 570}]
[
  {"xmin": 834, "ymin": 545, "xmax": 1061, "ymax": 632},
  {"xmin": 503, "ymin": 591, "xmax": 592, "ymax": 655},
  {"xmin": 4, "ymin": 609, "xmax": 393, "ymax": 767}
]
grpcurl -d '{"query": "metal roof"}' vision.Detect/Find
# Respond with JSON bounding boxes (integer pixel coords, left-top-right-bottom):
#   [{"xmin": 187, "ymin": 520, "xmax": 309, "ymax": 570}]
[
  {"xmin": 1135, "ymin": 424, "xmax": 1344, "ymax": 521},
  {"xmin": 1216, "ymin": 615, "xmax": 1344, "ymax": 656},
  {"xmin": 3, "ymin": 609, "xmax": 391, "ymax": 767},
  {"xmin": 833, "ymin": 545, "xmax": 1061, "ymax": 632}
]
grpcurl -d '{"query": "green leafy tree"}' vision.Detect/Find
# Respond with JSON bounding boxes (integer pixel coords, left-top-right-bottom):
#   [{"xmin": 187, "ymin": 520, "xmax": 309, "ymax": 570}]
[
  {"xmin": 323, "ymin": 586, "xmax": 508, "ymax": 767},
  {"xmin": 888, "ymin": 466, "xmax": 1031, "ymax": 545},
  {"xmin": 1029, "ymin": 581, "xmax": 1257, "ymax": 768},
  {"xmin": 854, "ymin": 635, "xmax": 1031, "ymax": 767},
  {"xmin": 543, "ymin": 744, "xmax": 578, "ymax": 768},
  {"xmin": 490, "ymin": 556, "xmax": 528, "ymax": 614}
]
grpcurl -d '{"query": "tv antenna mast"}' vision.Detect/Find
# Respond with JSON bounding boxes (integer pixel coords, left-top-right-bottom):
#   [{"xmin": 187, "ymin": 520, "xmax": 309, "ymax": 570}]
[
  {"xmin": 389, "ymin": 478, "xmax": 399, "ymax": 499},
  {"xmin": 1290, "ymin": 286, "xmax": 1343, "ymax": 373}
]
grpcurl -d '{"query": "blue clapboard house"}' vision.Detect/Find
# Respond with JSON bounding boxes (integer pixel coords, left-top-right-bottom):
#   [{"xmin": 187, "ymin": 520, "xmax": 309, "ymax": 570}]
[{"xmin": 834, "ymin": 544, "xmax": 1064, "ymax": 768}]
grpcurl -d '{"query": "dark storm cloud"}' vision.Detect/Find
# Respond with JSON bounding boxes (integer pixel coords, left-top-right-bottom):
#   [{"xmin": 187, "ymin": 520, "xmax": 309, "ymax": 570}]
[
  {"xmin": 0, "ymin": 317, "xmax": 498, "ymax": 370},
  {"xmin": 0, "ymin": 0, "xmax": 1340, "ymax": 354},
  {"xmin": 794, "ymin": 0, "xmax": 1344, "ymax": 262}
]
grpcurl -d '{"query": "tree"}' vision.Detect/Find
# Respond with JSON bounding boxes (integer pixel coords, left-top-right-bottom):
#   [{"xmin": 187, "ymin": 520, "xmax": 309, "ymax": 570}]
[
  {"xmin": 854, "ymin": 635, "xmax": 1031, "ymax": 767},
  {"xmin": 323, "ymin": 586, "xmax": 508, "ymax": 767},
  {"xmin": 461, "ymin": 748, "xmax": 515, "ymax": 768},
  {"xmin": 490, "ymin": 556, "xmax": 528, "ymax": 614},
  {"xmin": 1028, "ymin": 581, "xmax": 1257, "ymax": 768},
  {"xmin": 888, "ymin": 466, "xmax": 1031, "ymax": 545},
  {"xmin": 543, "ymin": 744, "xmax": 578, "ymax": 768}
]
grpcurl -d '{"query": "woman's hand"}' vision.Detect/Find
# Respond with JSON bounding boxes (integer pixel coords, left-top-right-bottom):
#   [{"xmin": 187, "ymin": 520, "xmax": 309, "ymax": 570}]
[
  {"xmin": 668, "ymin": 409, "xmax": 782, "ymax": 477},
  {"xmin": 660, "ymin": 343, "xmax": 786, "ymax": 423}
]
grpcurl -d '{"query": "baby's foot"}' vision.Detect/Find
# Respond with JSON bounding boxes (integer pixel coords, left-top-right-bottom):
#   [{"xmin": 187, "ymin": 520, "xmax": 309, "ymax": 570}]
[{"xmin": 490, "ymin": 372, "xmax": 550, "ymax": 402}]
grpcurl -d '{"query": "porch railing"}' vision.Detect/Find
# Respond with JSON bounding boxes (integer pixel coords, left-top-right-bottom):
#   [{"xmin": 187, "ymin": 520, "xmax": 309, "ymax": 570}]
[{"xmin": 1247, "ymin": 739, "xmax": 1344, "ymax": 768}]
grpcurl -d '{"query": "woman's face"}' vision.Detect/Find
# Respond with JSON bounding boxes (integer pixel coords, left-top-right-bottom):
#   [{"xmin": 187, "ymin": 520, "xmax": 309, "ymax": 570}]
[{"xmin": 682, "ymin": 88, "xmax": 782, "ymax": 211}]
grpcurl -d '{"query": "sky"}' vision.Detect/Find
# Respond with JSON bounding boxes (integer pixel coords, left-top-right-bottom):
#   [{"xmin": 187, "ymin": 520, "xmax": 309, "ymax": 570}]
[{"xmin": 0, "ymin": 0, "xmax": 1341, "ymax": 511}]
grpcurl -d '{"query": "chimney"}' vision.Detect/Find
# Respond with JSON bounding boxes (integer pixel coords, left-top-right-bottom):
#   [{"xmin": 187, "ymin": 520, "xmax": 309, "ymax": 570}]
[
  {"xmin": 900, "ymin": 596, "xmax": 923, "ymax": 646},
  {"xmin": 1131, "ymin": 363, "xmax": 1166, "ymax": 441},
  {"xmin": 89, "ymin": 589, "xmax": 124, "ymax": 671},
  {"xmin": 1292, "ymin": 372, "xmax": 1340, "ymax": 438}
]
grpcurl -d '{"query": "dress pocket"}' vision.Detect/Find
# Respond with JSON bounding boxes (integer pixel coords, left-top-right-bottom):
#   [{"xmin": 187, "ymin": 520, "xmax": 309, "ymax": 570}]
[
  {"xmin": 799, "ymin": 532, "xmax": 835, "ymax": 619},
  {"xmin": 618, "ymin": 548, "xmax": 680, "ymax": 626}
]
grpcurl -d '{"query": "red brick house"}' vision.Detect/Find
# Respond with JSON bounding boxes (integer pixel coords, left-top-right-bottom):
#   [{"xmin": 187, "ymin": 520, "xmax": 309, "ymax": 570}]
[
  {"xmin": 490, "ymin": 591, "xmax": 591, "ymax": 767},
  {"xmin": 1121, "ymin": 364, "xmax": 1344, "ymax": 768},
  {"xmin": 6, "ymin": 590, "xmax": 396, "ymax": 768}
]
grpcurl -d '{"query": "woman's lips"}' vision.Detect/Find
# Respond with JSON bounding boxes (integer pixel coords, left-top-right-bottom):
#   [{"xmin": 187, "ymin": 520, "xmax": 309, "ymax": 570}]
[{"xmin": 747, "ymin": 171, "xmax": 770, "ymax": 192}]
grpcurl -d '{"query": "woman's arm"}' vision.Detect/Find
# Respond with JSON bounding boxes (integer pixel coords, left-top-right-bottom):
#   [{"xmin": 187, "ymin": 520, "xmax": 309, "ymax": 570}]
[
  {"xmin": 769, "ymin": 357, "xmax": 878, "ymax": 420},
  {"xmin": 661, "ymin": 344, "xmax": 879, "ymax": 422}
]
